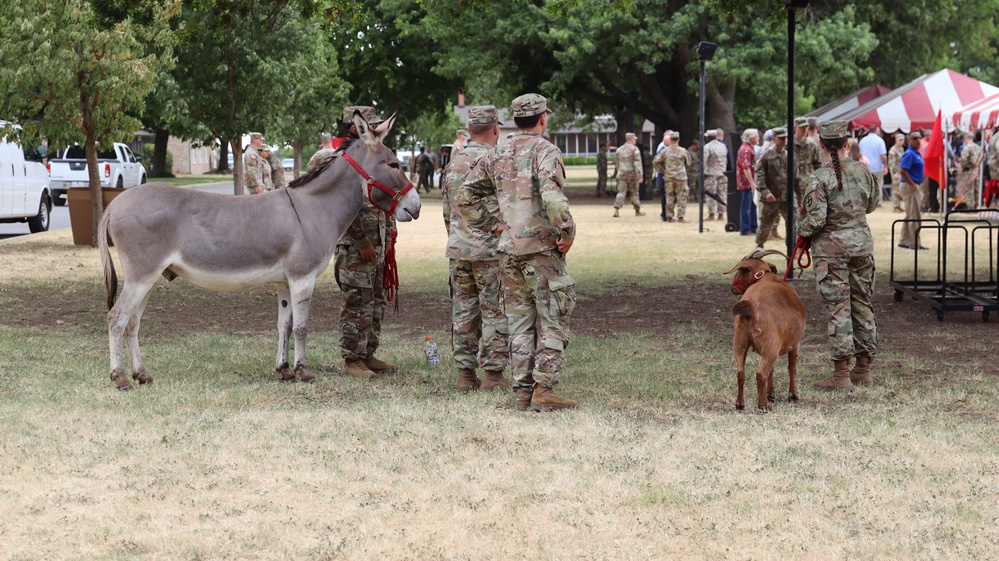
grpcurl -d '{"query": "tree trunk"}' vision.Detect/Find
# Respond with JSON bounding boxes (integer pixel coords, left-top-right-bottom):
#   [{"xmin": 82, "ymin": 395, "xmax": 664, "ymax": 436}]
[
  {"xmin": 218, "ymin": 142, "xmax": 230, "ymax": 173},
  {"xmin": 230, "ymin": 138, "xmax": 244, "ymax": 196},
  {"xmin": 292, "ymin": 138, "xmax": 302, "ymax": 179},
  {"xmin": 706, "ymin": 77, "xmax": 738, "ymax": 138},
  {"xmin": 153, "ymin": 129, "xmax": 170, "ymax": 177},
  {"xmin": 85, "ymin": 136, "xmax": 102, "ymax": 248}
]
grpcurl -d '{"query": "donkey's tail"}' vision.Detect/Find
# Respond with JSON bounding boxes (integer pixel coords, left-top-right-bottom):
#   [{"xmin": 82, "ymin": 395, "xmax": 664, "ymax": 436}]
[{"xmin": 99, "ymin": 206, "xmax": 118, "ymax": 311}]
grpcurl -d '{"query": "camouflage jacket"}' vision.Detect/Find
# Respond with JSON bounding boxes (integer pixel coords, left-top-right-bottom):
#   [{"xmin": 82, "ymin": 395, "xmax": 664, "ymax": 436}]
[
  {"xmin": 704, "ymin": 139, "xmax": 728, "ymax": 176},
  {"xmin": 755, "ymin": 147, "xmax": 788, "ymax": 201},
  {"xmin": 266, "ymin": 151, "xmax": 286, "ymax": 189},
  {"xmin": 596, "ymin": 151, "xmax": 607, "ymax": 174},
  {"xmin": 306, "ymin": 147, "xmax": 337, "ymax": 172},
  {"xmin": 243, "ymin": 146, "xmax": 263, "ymax": 192},
  {"xmin": 794, "ymin": 137, "xmax": 823, "ymax": 183},
  {"xmin": 797, "ymin": 158, "xmax": 878, "ymax": 258},
  {"xmin": 990, "ymin": 136, "xmax": 999, "ymax": 170},
  {"xmin": 259, "ymin": 156, "xmax": 274, "ymax": 191},
  {"xmin": 414, "ymin": 152, "xmax": 430, "ymax": 174},
  {"xmin": 615, "ymin": 143, "xmax": 643, "ymax": 180},
  {"xmin": 652, "ymin": 145, "xmax": 691, "ymax": 180},
  {"xmin": 442, "ymin": 142, "xmax": 499, "ymax": 261},
  {"xmin": 960, "ymin": 142, "xmax": 982, "ymax": 172},
  {"xmin": 686, "ymin": 148, "xmax": 700, "ymax": 176},
  {"xmin": 457, "ymin": 131, "xmax": 576, "ymax": 256},
  {"xmin": 888, "ymin": 144, "xmax": 905, "ymax": 178}
]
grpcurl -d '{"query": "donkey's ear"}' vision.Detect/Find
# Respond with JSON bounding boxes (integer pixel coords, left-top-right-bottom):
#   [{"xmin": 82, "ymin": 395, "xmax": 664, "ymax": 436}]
[
  {"xmin": 374, "ymin": 110, "xmax": 399, "ymax": 141},
  {"xmin": 352, "ymin": 111, "xmax": 375, "ymax": 145}
]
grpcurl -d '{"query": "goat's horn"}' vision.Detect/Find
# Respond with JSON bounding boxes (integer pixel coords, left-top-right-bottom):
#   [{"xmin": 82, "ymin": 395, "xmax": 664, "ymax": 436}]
[{"xmin": 747, "ymin": 249, "xmax": 788, "ymax": 260}]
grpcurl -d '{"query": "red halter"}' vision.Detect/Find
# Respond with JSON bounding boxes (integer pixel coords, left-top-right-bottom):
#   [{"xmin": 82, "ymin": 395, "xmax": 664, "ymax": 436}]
[
  {"xmin": 731, "ymin": 270, "xmax": 768, "ymax": 294},
  {"xmin": 341, "ymin": 153, "xmax": 414, "ymax": 215}
]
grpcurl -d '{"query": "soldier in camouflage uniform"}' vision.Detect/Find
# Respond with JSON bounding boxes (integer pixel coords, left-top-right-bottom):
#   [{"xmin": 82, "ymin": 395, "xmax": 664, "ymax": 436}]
[
  {"xmin": 306, "ymin": 133, "xmax": 335, "ymax": 173},
  {"xmin": 989, "ymin": 128, "xmax": 999, "ymax": 187},
  {"xmin": 457, "ymin": 93, "xmax": 578, "ymax": 412},
  {"xmin": 652, "ymin": 131, "xmax": 691, "ymax": 222},
  {"xmin": 887, "ymin": 133, "xmax": 906, "ymax": 212},
  {"xmin": 264, "ymin": 146, "xmax": 286, "ymax": 189},
  {"xmin": 793, "ymin": 117, "xmax": 823, "ymax": 218},
  {"xmin": 703, "ymin": 129, "xmax": 728, "ymax": 220},
  {"xmin": 797, "ymin": 120, "xmax": 879, "ymax": 390},
  {"xmin": 807, "ymin": 117, "xmax": 828, "ymax": 164},
  {"xmin": 595, "ymin": 142, "xmax": 609, "ymax": 197},
  {"xmin": 958, "ymin": 131, "xmax": 983, "ymax": 207},
  {"xmin": 332, "ymin": 106, "xmax": 399, "ymax": 378},
  {"xmin": 243, "ymin": 132, "xmax": 266, "ymax": 195},
  {"xmin": 686, "ymin": 140, "xmax": 700, "ymax": 202},
  {"xmin": 413, "ymin": 148, "xmax": 432, "ymax": 194},
  {"xmin": 613, "ymin": 133, "xmax": 645, "ymax": 217},
  {"xmin": 754, "ymin": 127, "xmax": 789, "ymax": 249},
  {"xmin": 257, "ymin": 146, "xmax": 275, "ymax": 191},
  {"xmin": 441, "ymin": 106, "xmax": 511, "ymax": 392}
]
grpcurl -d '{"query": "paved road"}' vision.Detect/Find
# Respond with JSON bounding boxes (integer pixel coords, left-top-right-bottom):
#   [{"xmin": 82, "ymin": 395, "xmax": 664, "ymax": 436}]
[{"xmin": 0, "ymin": 182, "xmax": 236, "ymax": 241}]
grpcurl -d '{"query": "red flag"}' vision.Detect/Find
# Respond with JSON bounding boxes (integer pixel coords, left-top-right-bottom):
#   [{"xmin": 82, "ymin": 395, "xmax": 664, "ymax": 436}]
[{"xmin": 923, "ymin": 110, "xmax": 945, "ymax": 185}]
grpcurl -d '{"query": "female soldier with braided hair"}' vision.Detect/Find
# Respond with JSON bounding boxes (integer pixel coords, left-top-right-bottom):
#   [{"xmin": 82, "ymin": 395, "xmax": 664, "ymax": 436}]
[{"xmin": 797, "ymin": 120, "xmax": 880, "ymax": 391}]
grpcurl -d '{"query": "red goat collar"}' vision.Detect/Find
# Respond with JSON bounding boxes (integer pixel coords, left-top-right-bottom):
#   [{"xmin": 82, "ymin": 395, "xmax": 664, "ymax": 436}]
[{"xmin": 731, "ymin": 270, "xmax": 767, "ymax": 294}]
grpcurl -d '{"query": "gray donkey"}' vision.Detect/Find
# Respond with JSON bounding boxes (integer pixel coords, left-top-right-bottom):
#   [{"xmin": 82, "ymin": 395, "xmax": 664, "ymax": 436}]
[{"xmin": 99, "ymin": 111, "xmax": 420, "ymax": 390}]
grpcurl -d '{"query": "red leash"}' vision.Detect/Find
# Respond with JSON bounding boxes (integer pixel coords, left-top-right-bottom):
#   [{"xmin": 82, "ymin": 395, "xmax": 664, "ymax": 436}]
[
  {"xmin": 782, "ymin": 237, "xmax": 812, "ymax": 281},
  {"xmin": 384, "ymin": 231, "xmax": 400, "ymax": 310}
]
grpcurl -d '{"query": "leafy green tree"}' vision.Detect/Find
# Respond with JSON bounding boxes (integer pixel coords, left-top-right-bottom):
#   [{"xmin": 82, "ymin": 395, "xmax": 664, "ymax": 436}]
[{"xmin": 0, "ymin": 0, "xmax": 177, "ymax": 245}]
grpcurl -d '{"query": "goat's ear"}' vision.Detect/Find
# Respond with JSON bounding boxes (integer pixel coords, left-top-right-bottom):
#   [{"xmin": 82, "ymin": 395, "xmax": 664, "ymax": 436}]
[
  {"xmin": 724, "ymin": 264, "xmax": 746, "ymax": 275},
  {"xmin": 769, "ymin": 264, "xmax": 778, "ymax": 275}
]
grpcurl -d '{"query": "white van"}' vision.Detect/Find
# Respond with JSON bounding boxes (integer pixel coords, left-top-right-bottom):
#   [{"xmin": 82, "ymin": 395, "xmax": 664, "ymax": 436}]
[{"xmin": 0, "ymin": 122, "xmax": 51, "ymax": 233}]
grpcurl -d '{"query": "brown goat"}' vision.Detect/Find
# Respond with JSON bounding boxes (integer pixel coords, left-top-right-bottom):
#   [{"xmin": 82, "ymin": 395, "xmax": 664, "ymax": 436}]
[{"xmin": 726, "ymin": 249, "xmax": 807, "ymax": 411}]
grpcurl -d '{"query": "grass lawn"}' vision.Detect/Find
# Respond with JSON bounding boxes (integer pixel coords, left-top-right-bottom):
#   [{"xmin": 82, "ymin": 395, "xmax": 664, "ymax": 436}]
[
  {"xmin": 0, "ymin": 172, "xmax": 997, "ymax": 560},
  {"xmin": 153, "ymin": 174, "xmax": 233, "ymax": 187}
]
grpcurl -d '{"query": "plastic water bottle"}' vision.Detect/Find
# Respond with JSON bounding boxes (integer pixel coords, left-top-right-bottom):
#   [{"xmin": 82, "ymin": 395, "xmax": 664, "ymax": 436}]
[{"xmin": 423, "ymin": 336, "xmax": 439, "ymax": 366}]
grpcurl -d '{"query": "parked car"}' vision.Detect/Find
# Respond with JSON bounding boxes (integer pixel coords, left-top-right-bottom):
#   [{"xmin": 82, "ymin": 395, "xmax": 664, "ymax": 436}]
[
  {"xmin": 49, "ymin": 142, "xmax": 146, "ymax": 206},
  {"xmin": 0, "ymin": 121, "xmax": 52, "ymax": 233},
  {"xmin": 282, "ymin": 158, "xmax": 294, "ymax": 172},
  {"xmin": 396, "ymin": 150, "xmax": 413, "ymax": 173}
]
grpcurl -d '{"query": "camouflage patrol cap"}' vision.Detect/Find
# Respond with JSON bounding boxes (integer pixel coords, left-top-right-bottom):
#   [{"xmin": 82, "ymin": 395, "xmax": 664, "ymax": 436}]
[
  {"xmin": 457, "ymin": 129, "xmax": 469, "ymax": 137},
  {"xmin": 807, "ymin": 117, "xmax": 818, "ymax": 127},
  {"xmin": 342, "ymin": 106, "xmax": 383, "ymax": 125},
  {"xmin": 894, "ymin": 133, "xmax": 905, "ymax": 141},
  {"xmin": 249, "ymin": 132, "xmax": 264, "ymax": 141},
  {"xmin": 467, "ymin": 105, "xmax": 502, "ymax": 125},
  {"xmin": 794, "ymin": 117, "xmax": 808, "ymax": 128},
  {"xmin": 705, "ymin": 129, "xmax": 716, "ymax": 138},
  {"xmin": 772, "ymin": 127, "xmax": 788, "ymax": 138},
  {"xmin": 511, "ymin": 93, "xmax": 552, "ymax": 117},
  {"xmin": 321, "ymin": 132, "xmax": 332, "ymax": 143},
  {"xmin": 670, "ymin": 131, "xmax": 680, "ymax": 140},
  {"xmin": 819, "ymin": 120, "xmax": 849, "ymax": 139}
]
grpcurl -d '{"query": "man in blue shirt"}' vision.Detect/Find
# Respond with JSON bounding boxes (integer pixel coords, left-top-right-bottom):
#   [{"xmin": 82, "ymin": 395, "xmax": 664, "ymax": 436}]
[{"xmin": 898, "ymin": 131, "xmax": 927, "ymax": 249}]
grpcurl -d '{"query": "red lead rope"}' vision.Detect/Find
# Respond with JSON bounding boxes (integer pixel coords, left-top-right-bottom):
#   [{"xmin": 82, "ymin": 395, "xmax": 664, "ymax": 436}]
[
  {"xmin": 384, "ymin": 231, "xmax": 399, "ymax": 308},
  {"xmin": 782, "ymin": 237, "xmax": 813, "ymax": 282}
]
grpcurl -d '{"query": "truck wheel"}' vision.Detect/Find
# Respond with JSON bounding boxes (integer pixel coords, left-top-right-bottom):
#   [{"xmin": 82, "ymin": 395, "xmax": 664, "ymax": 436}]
[
  {"xmin": 140, "ymin": 174, "xmax": 147, "ymax": 184},
  {"xmin": 52, "ymin": 190, "xmax": 66, "ymax": 206},
  {"xmin": 27, "ymin": 195, "xmax": 51, "ymax": 233},
  {"xmin": 116, "ymin": 176, "xmax": 124, "ymax": 189}
]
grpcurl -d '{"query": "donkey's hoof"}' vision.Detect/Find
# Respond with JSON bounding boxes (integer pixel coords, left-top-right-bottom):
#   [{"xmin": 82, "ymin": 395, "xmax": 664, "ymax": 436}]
[
  {"xmin": 277, "ymin": 365, "xmax": 296, "ymax": 382},
  {"xmin": 295, "ymin": 365, "xmax": 316, "ymax": 384},
  {"xmin": 132, "ymin": 369, "xmax": 153, "ymax": 385},
  {"xmin": 111, "ymin": 369, "xmax": 132, "ymax": 391}
]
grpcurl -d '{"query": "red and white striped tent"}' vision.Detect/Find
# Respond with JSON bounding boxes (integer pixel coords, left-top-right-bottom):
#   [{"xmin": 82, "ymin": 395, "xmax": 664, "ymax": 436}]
[
  {"xmin": 804, "ymin": 85, "xmax": 891, "ymax": 122},
  {"xmin": 835, "ymin": 69, "xmax": 999, "ymax": 134},
  {"xmin": 952, "ymin": 92, "xmax": 999, "ymax": 132}
]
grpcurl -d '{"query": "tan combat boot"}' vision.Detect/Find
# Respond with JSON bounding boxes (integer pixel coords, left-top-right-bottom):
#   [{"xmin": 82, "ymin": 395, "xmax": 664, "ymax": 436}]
[
  {"xmin": 343, "ymin": 360, "xmax": 376, "ymax": 378},
  {"xmin": 676, "ymin": 216, "xmax": 685, "ymax": 223},
  {"xmin": 635, "ymin": 207, "xmax": 646, "ymax": 217},
  {"xmin": 813, "ymin": 358, "xmax": 854, "ymax": 391},
  {"xmin": 480, "ymin": 370, "xmax": 512, "ymax": 391},
  {"xmin": 514, "ymin": 388, "xmax": 534, "ymax": 411},
  {"xmin": 851, "ymin": 354, "xmax": 874, "ymax": 384},
  {"xmin": 365, "ymin": 355, "xmax": 398, "ymax": 374},
  {"xmin": 456, "ymin": 369, "xmax": 481, "ymax": 392},
  {"xmin": 706, "ymin": 213, "xmax": 715, "ymax": 221},
  {"xmin": 531, "ymin": 384, "xmax": 579, "ymax": 412},
  {"xmin": 613, "ymin": 208, "xmax": 620, "ymax": 218},
  {"xmin": 771, "ymin": 229, "xmax": 782, "ymax": 240}
]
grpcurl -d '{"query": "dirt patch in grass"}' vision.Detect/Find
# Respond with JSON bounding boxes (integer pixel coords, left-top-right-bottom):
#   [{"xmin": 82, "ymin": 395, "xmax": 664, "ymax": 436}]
[{"xmin": 4, "ymin": 270, "xmax": 994, "ymax": 371}]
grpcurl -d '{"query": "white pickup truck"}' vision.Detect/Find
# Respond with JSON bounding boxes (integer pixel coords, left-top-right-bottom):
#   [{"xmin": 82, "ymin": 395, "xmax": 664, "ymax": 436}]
[
  {"xmin": 0, "ymin": 122, "xmax": 52, "ymax": 233},
  {"xmin": 49, "ymin": 142, "xmax": 147, "ymax": 206}
]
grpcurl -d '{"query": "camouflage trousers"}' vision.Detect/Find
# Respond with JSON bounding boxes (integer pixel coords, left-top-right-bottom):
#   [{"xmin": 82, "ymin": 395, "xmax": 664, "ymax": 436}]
[
  {"xmin": 334, "ymin": 243, "xmax": 386, "ymax": 362},
  {"xmin": 704, "ymin": 174, "xmax": 726, "ymax": 215},
  {"xmin": 890, "ymin": 178, "xmax": 903, "ymax": 210},
  {"xmin": 755, "ymin": 201, "xmax": 787, "ymax": 248},
  {"xmin": 614, "ymin": 177, "xmax": 641, "ymax": 209},
  {"xmin": 502, "ymin": 251, "xmax": 576, "ymax": 389},
  {"xmin": 449, "ymin": 259, "xmax": 509, "ymax": 371},
  {"xmin": 814, "ymin": 255, "xmax": 878, "ymax": 361},
  {"xmin": 662, "ymin": 177, "xmax": 689, "ymax": 219},
  {"xmin": 596, "ymin": 172, "xmax": 607, "ymax": 196}
]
